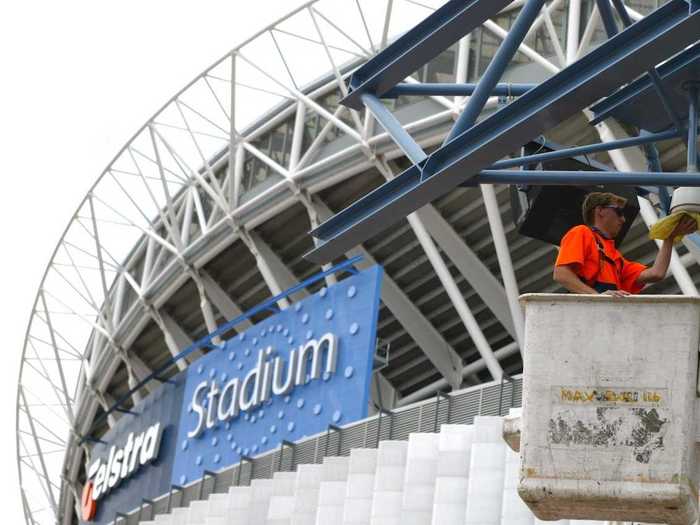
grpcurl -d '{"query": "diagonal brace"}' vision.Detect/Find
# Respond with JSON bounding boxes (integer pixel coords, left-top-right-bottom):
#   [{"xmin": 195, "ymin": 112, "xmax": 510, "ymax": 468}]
[
  {"xmin": 306, "ymin": 0, "xmax": 700, "ymax": 264},
  {"xmin": 341, "ymin": 0, "xmax": 513, "ymax": 110}
]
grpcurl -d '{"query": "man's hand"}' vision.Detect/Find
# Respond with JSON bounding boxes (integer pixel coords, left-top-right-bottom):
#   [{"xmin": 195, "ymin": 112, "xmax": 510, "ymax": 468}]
[
  {"xmin": 602, "ymin": 289, "xmax": 630, "ymax": 297},
  {"xmin": 669, "ymin": 215, "xmax": 697, "ymax": 239},
  {"xmin": 637, "ymin": 215, "xmax": 698, "ymax": 286}
]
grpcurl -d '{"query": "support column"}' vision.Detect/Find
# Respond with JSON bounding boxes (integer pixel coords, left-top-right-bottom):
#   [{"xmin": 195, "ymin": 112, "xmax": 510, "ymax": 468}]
[
  {"xmin": 454, "ymin": 34, "xmax": 472, "ymax": 108},
  {"xmin": 566, "ymin": 0, "xmax": 582, "ymax": 65},
  {"xmin": 19, "ymin": 387, "xmax": 58, "ymax": 515},
  {"xmin": 688, "ymin": 84, "xmax": 698, "ymax": 172},
  {"xmin": 186, "ymin": 268, "xmax": 223, "ymax": 345},
  {"xmin": 376, "ymin": 161, "xmax": 503, "ymax": 380},
  {"xmin": 398, "ymin": 341, "xmax": 520, "ymax": 406},
  {"xmin": 369, "ymin": 373, "xmax": 399, "ymax": 414},
  {"xmin": 239, "ymin": 230, "xmax": 307, "ymax": 307},
  {"xmin": 86, "ymin": 379, "xmax": 117, "ymax": 428},
  {"xmin": 311, "ymin": 196, "xmax": 463, "ymax": 389},
  {"xmin": 199, "ymin": 269, "xmax": 252, "ymax": 329},
  {"xmin": 479, "ymin": 185, "xmax": 525, "ymax": 347},
  {"xmin": 147, "ymin": 307, "xmax": 194, "ymax": 371},
  {"xmin": 299, "ymin": 192, "xmax": 337, "ymax": 287},
  {"xmin": 414, "ymin": 205, "xmax": 517, "ymax": 341},
  {"xmin": 406, "ymin": 213, "xmax": 504, "ymax": 381}
]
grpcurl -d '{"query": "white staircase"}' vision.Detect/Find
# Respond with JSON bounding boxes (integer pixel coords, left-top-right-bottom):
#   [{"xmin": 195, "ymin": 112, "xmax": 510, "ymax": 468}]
[
  {"xmin": 432, "ymin": 424, "xmax": 473, "ymax": 525},
  {"xmin": 267, "ymin": 472, "xmax": 297, "ymax": 525},
  {"xmin": 138, "ymin": 416, "xmax": 606, "ymax": 525},
  {"xmin": 369, "ymin": 440, "xmax": 407, "ymax": 525},
  {"xmin": 342, "ymin": 449, "xmax": 377, "ymax": 525}
]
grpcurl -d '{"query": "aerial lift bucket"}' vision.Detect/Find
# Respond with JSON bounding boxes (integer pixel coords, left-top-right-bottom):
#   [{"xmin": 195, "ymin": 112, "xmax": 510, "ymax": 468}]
[{"xmin": 515, "ymin": 294, "xmax": 700, "ymax": 525}]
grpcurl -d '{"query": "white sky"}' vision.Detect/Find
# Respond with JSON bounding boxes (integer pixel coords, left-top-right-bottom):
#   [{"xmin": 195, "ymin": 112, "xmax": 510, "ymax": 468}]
[{"xmin": 0, "ymin": 1, "xmax": 307, "ymax": 521}]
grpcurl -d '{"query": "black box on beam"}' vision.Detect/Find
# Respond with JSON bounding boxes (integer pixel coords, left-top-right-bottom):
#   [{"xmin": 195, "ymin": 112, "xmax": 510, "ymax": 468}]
[{"xmin": 510, "ymin": 142, "xmax": 640, "ymax": 246}]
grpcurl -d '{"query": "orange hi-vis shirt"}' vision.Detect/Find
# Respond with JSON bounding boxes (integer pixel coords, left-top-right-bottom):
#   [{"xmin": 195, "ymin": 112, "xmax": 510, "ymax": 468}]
[{"xmin": 555, "ymin": 225, "xmax": 647, "ymax": 294}]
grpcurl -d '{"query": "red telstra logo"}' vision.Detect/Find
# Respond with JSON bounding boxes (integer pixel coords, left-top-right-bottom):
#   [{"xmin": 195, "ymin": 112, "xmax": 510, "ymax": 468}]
[{"xmin": 81, "ymin": 480, "xmax": 97, "ymax": 521}]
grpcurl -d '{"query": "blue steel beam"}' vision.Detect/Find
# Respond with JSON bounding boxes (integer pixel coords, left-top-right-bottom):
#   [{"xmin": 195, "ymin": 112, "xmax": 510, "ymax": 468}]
[
  {"xmin": 596, "ymin": 0, "xmax": 684, "ymax": 132},
  {"xmin": 596, "ymin": 0, "xmax": 620, "ymax": 38},
  {"xmin": 689, "ymin": 84, "xmax": 699, "ymax": 172},
  {"xmin": 382, "ymin": 83, "xmax": 535, "ymax": 98},
  {"xmin": 306, "ymin": 1, "xmax": 700, "ymax": 264},
  {"xmin": 361, "ymin": 93, "xmax": 427, "ymax": 165},
  {"xmin": 600, "ymin": 0, "xmax": 682, "ymax": 202},
  {"xmin": 340, "ymin": 0, "xmax": 513, "ymax": 111},
  {"xmin": 465, "ymin": 170, "xmax": 700, "ymax": 186},
  {"xmin": 590, "ymin": 42, "xmax": 700, "ymax": 129},
  {"xmin": 490, "ymin": 128, "xmax": 684, "ymax": 170},
  {"xmin": 445, "ymin": 0, "xmax": 546, "ymax": 144}
]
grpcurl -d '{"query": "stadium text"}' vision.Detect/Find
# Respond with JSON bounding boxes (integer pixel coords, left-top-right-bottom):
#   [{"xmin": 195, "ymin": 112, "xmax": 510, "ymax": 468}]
[{"xmin": 187, "ymin": 332, "xmax": 338, "ymax": 438}]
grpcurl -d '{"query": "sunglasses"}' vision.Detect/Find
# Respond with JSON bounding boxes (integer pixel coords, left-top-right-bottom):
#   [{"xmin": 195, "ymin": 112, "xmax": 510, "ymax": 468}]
[{"xmin": 601, "ymin": 205, "xmax": 625, "ymax": 217}]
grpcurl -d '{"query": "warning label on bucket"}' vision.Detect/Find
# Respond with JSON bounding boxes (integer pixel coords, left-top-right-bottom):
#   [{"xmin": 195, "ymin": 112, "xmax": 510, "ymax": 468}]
[{"xmin": 552, "ymin": 386, "xmax": 667, "ymax": 407}]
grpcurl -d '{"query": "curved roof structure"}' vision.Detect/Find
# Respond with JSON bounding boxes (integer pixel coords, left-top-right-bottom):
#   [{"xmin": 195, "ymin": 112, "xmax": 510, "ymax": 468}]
[{"xmin": 16, "ymin": 1, "xmax": 696, "ymax": 524}]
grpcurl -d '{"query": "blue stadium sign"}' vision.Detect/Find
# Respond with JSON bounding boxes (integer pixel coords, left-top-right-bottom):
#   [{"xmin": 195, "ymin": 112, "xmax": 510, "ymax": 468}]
[
  {"xmin": 171, "ymin": 265, "xmax": 383, "ymax": 485},
  {"xmin": 81, "ymin": 265, "xmax": 382, "ymax": 523}
]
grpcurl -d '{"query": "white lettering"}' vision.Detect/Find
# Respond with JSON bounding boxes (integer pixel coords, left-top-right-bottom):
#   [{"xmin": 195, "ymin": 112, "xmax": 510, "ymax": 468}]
[
  {"xmin": 107, "ymin": 449, "xmax": 124, "ymax": 489},
  {"xmin": 296, "ymin": 333, "xmax": 337, "ymax": 385},
  {"xmin": 272, "ymin": 350, "xmax": 297, "ymax": 396},
  {"xmin": 187, "ymin": 381, "xmax": 208, "ymax": 438},
  {"xmin": 140, "ymin": 423, "xmax": 161, "ymax": 464},
  {"xmin": 104, "ymin": 446, "xmax": 116, "ymax": 490},
  {"xmin": 187, "ymin": 333, "xmax": 340, "ymax": 438},
  {"xmin": 261, "ymin": 347, "xmax": 273, "ymax": 402},
  {"xmin": 128, "ymin": 432, "xmax": 144, "ymax": 475},
  {"xmin": 205, "ymin": 381, "xmax": 220, "ymax": 430},
  {"xmin": 120, "ymin": 432, "xmax": 134, "ymax": 478},
  {"xmin": 93, "ymin": 464, "xmax": 106, "ymax": 499},
  {"xmin": 218, "ymin": 378, "xmax": 240, "ymax": 421},
  {"xmin": 88, "ymin": 422, "xmax": 163, "ymax": 501},
  {"xmin": 240, "ymin": 350, "xmax": 265, "ymax": 411}
]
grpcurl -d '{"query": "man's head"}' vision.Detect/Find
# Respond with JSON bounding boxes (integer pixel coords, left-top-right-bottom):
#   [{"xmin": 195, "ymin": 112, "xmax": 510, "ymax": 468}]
[{"xmin": 582, "ymin": 192, "xmax": 627, "ymax": 237}]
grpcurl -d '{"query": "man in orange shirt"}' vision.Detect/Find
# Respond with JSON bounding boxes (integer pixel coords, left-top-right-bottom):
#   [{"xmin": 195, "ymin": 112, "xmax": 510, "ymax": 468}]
[{"xmin": 554, "ymin": 192, "xmax": 696, "ymax": 296}]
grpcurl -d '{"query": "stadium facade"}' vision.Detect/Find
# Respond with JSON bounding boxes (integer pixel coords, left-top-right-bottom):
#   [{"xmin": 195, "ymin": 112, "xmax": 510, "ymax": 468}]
[{"xmin": 15, "ymin": 1, "xmax": 698, "ymax": 524}]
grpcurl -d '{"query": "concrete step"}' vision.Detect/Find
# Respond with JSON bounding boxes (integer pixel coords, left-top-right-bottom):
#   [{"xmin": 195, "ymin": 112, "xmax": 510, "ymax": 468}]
[
  {"xmin": 153, "ymin": 512, "xmax": 173, "ymax": 525},
  {"xmin": 292, "ymin": 464, "xmax": 323, "ymax": 525},
  {"xmin": 501, "ymin": 446, "xmax": 533, "ymax": 525},
  {"xmin": 432, "ymin": 424, "xmax": 473, "ymax": 525},
  {"xmin": 206, "ymin": 493, "xmax": 229, "ymax": 519},
  {"xmin": 465, "ymin": 416, "xmax": 506, "ymax": 525},
  {"xmin": 342, "ymin": 448, "xmax": 378, "ymax": 525},
  {"xmin": 322, "ymin": 456, "xmax": 350, "ymax": 481},
  {"xmin": 369, "ymin": 440, "xmax": 408, "ymax": 525},
  {"xmin": 267, "ymin": 471, "xmax": 298, "ymax": 525},
  {"xmin": 249, "ymin": 479, "xmax": 274, "ymax": 525},
  {"xmin": 187, "ymin": 499, "xmax": 209, "ymax": 524},
  {"xmin": 400, "ymin": 433, "xmax": 440, "ymax": 524},
  {"xmin": 169, "ymin": 507, "xmax": 190, "ymax": 525}
]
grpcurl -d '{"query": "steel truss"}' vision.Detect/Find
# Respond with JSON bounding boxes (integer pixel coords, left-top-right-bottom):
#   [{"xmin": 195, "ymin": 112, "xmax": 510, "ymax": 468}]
[
  {"xmin": 16, "ymin": 2, "xmax": 699, "ymax": 524},
  {"xmin": 306, "ymin": 0, "xmax": 700, "ymax": 263}
]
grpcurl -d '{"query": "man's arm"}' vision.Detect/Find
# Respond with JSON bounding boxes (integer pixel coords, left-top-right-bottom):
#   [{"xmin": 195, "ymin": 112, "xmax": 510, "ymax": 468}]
[
  {"xmin": 636, "ymin": 216, "xmax": 697, "ymax": 285},
  {"xmin": 636, "ymin": 238, "xmax": 673, "ymax": 284},
  {"xmin": 553, "ymin": 265, "xmax": 598, "ymax": 294}
]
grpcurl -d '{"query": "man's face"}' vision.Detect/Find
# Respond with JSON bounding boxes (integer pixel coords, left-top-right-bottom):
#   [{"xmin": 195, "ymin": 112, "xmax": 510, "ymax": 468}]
[{"xmin": 597, "ymin": 204, "xmax": 626, "ymax": 236}]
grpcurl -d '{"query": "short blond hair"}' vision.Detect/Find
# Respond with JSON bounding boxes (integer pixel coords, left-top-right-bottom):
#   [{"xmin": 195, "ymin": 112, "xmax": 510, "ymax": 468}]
[{"xmin": 582, "ymin": 192, "xmax": 627, "ymax": 225}]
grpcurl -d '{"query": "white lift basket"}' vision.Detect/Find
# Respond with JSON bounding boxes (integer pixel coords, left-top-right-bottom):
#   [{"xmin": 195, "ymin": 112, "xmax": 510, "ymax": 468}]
[{"xmin": 516, "ymin": 294, "xmax": 700, "ymax": 525}]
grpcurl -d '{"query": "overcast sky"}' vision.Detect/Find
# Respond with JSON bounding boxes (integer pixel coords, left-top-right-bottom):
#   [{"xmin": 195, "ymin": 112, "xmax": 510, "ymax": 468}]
[{"xmin": 0, "ymin": 1, "xmax": 307, "ymax": 521}]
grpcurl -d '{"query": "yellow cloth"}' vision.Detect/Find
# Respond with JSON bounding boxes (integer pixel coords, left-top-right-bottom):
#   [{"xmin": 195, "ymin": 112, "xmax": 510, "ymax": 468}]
[{"xmin": 648, "ymin": 210, "xmax": 700, "ymax": 243}]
